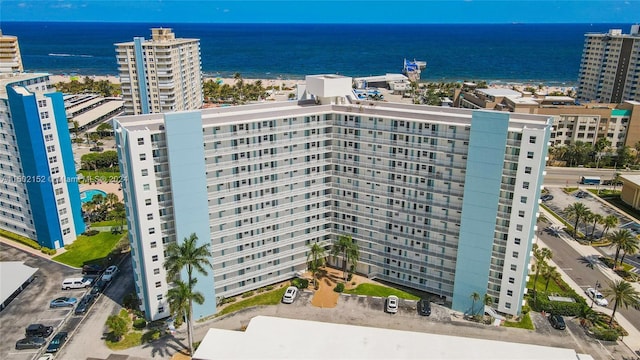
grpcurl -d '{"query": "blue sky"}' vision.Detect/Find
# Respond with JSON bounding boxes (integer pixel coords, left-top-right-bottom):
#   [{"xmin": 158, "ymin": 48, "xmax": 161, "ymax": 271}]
[{"xmin": 1, "ymin": 0, "xmax": 639, "ymax": 23}]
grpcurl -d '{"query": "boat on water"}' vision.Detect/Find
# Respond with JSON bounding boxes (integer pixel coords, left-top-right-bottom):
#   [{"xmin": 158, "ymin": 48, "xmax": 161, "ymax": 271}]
[{"xmin": 402, "ymin": 59, "xmax": 427, "ymax": 82}]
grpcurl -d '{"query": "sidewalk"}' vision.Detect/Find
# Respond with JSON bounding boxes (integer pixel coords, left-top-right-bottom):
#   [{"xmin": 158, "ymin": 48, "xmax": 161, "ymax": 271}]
[{"xmin": 539, "ymin": 207, "xmax": 640, "ymax": 353}]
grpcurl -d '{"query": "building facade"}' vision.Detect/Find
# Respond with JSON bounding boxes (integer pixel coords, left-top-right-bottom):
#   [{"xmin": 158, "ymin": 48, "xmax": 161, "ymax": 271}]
[
  {"xmin": 0, "ymin": 30, "xmax": 23, "ymax": 74},
  {"xmin": 0, "ymin": 73, "xmax": 85, "ymax": 249},
  {"xmin": 115, "ymin": 28, "xmax": 202, "ymax": 116},
  {"xmin": 577, "ymin": 25, "xmax": 640, "ymax": 103},
  {"xmin": 114, "ymin": 75, "xmax": 551, "ymax": 321}
]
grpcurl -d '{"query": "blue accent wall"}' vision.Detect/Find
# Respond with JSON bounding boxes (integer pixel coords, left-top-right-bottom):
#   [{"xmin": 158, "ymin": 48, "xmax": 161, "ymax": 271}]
[
  {"xmin": 452, "ymin": 111, "xmax": 509, "ymax": 314},
  {"xmin": 164, "ymin": 111, "xmax": 216, "ymax": 319},
  {"xmin": 46, "ymin": 92, "xmax": 85, "ymax": 238},
  {"xmin": 133, "ymin": 37, "xmax": 150, "ymax": 114},
  {"xmin": 7, "ymin": 86, "xmax": 61, "ymax": 249}
]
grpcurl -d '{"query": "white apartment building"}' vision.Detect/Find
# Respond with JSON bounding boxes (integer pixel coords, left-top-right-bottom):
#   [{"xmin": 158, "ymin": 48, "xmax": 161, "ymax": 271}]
[
  {"xmin": 115, "ymin": 28, "xmax": 202, "ymax": 115},
  {"xmin": 0, "ymin": 73, "xmax": 85, "ymax": 249},
  {"xmin": 577, "ymin": 25, "xmax": 640, "ymax": 103},
  {"xmin": 0, "ymin": 30, "xmax": 23, "ymax": 74},
  {"xmin": 114, "ymin": 75, "xmax": 551, "ymax": 321}
]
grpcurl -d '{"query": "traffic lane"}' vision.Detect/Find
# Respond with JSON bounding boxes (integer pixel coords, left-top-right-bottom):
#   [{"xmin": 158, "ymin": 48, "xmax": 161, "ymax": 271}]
[{"xmin": 539, "ymin": 227, "xmax": 640, "ymax": 331}]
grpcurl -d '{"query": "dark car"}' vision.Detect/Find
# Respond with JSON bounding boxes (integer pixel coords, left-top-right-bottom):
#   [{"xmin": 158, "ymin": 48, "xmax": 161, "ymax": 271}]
[
  {"xmin": 575, "ymin": 191, "xmax": 588, "ymax": 198},
  {"xmin": 46, "ymin": 332, "xmax": 68, "ymax": 353},
  {"xmin": 15, "ymin": 336, "xmax": 46, "ymax": 350},
  {"xmin": 90, "ymin": 279, "xmax": 108, "ymax": 296},
  {"xmin": 417, "ymin": 298, "xmax": 432, "ymax": 316},
  {"xmin": 25, "ymin": 324, "xmax": 54, "ymax": 338},
  {"xmin": 549, "ymin": 314, "xmax": 566, "ymax": 330},
  {"xmin": 74, "ymin": 294, "xmax": 96, "ymax": 315},
  {"xmin": 82, "ymin": 264, "xmax": 104, "ymax": 275},
  {"xmin": 540, "ymin": 194, "xmax": 554, "ymax": 201}
]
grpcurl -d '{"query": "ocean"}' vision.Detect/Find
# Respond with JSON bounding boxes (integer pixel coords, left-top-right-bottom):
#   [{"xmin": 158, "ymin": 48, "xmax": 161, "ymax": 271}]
[{"xmin": 0, "ymin": 22, "xmax": 632, "ymax": 85}]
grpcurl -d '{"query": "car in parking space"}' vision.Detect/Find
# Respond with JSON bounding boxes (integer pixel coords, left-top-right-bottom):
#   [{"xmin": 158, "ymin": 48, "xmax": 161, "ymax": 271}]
[
  {"xmin": 46, "ymin": 331, "xmax": 68, "ymax": 353},
  {"xmin": 25, "ymin": 323, "xmax": 54, "ymax": 338},
  {"xmin": 540, "ymin": 194, "xmax": 554, "ymax": 201},
  {"xmin": 548, "ymin": 314, "xmax": 566, "ymax": 330},
  {"xmin": 49, "ymin": 296, "xmax": 78, "ymax": 308},
  {"xmin": 282, "ymin": 286, "xmax": 298, "ymax": 304},
  {"xmin": 575, "ymin": 191, "xmax": 589, "ymax": 198},
  {"xmin": 82, "ymin": 264, "xmax": 104, "ymax": 275},
  {"xmin": 74, "ymin": 294, "xmax": 96, "ymax": 315},
  {"xmin": 586, "ymin": 287, "xmax": 609, "ymax": 306},
  {"xmin": 37, "ymin": 354, "xmax": 54, "ymax": 360},
  {"xmin": 417, "ymin": 298, "xmax": 431, "ymax": 316},
  {"xmin": 102, "ymin": 265, "xmax": 119, "ymax": 282},
  {"xmin": 90, "ymin": 278, "xmax": 108, "ymax": 296},
  {"xmin": 15, "ymin": 336, "xmax": 46, "ymax": 350},
  {"xmin": 61, "ymin": 277, "xmax": 93, "ymax": 290},
  {"xmin": 386, "ymin": 295, "xmax": 399, "ymax": 314}
]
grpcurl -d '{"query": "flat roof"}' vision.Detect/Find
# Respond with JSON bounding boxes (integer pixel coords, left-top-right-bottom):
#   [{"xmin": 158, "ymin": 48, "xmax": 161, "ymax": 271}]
[
  {"xmin": 620, "ymin": 175, "xmax": 640, "ymax": 186},
  {"xmin": 0, "ymin": 72, "xmax": 50, "ymax": 98},
  {"xmin": 477, "ymin": 88, "xmax": 522, "ymax": 97},
  {"xmin": 193, "ymin": 316, "xmax": 592, "ymax": 360},
  {"xmin": 0, "ymin": 261, "xmax": 38, "ymax": 306},
  {"xmin": 72, "ymin": 100, "xmax": 124, "ymax": 128}
]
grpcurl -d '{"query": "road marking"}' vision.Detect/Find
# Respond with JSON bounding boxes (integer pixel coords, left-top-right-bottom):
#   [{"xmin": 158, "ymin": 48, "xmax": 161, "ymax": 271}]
[{"xmin": 560, "ymin": 268, "xmax": 573, "ymax": 271}]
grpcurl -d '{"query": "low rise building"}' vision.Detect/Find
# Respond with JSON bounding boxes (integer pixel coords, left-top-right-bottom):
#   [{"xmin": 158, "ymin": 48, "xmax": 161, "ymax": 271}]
[{"xmin": 620, "ymin": 175, "xmax": 640, "ymax": 210}]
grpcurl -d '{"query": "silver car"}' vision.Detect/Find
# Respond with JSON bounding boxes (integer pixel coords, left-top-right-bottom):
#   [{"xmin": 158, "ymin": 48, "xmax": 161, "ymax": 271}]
[{"xmin": 282, "ymin": 286, "xmax": 298, "ymax": 304}]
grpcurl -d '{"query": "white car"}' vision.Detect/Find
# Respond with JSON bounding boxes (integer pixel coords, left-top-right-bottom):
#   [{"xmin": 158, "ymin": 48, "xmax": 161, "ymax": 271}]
[
  {"xmin": 386, "ymin": 295, "xmax": 399, "ymax": 314},
  {"xmin": 587, "ymin": 287, "xmax": 608, "ymax": 306},
  {"xmin": 102, "ymin": 265, "xmax": 119, "ymax": 282},
  {"xmin": 282, "ymin": 286, "xmax": 298, "ymax": 304}
]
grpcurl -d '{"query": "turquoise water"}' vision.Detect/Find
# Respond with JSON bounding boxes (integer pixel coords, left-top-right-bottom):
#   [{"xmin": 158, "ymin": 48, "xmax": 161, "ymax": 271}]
[{"xmin": 80, "ymin": 189, "xmax": 107, "ymax": 204}]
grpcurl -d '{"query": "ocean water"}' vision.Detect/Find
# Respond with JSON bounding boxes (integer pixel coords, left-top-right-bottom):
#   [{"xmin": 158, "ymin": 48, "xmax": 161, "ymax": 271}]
[{"xmin": 1, "ymin": 22, "xmax": 632, "ymax": 84}]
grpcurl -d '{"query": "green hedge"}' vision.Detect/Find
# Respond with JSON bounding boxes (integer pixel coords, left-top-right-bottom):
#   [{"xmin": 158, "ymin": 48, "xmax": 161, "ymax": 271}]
[
  {"xmin": 591, "ymin": 327, "xmax": 620, "ymax": 341},
  {"xmin": 334, "ymin": 283, "xmax": 345, "ymax": 293},
  {"xmin": 529, "ymin": 294, "xmax": 585, "ymax": 316},
  {"xmin": 0, "ymin": 229, "xmax": 41, "ymax": 250},
  {"xmin": 291, "ymin": 278, "xmax": 309, "ymax": 289},
  {"xmin": 41, "ymin": 247, "xmax": 57, "ymax": 255}
]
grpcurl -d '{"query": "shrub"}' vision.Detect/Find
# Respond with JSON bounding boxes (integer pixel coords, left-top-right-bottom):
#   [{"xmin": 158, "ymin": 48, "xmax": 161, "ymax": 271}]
[
  {"xmin": 133, "ymin": 318, "xmax": 147, "ymax": 329},
  {"xmin": 123, "ymin": 292, "xmax": 140, "ymax": 310},
  {"xmin": 591, "ymin": 327, "xmax": 620, "ymax": 341},
  {"xmin": 0, "ymin": 229, "xmax": 41, "ymax": 250},
  {"xmin": 529, "ymin": 295, "xmax": 584, "ymax": 316},
  {"xmin": 347, "ymin": 273, "xmax": 353, "ymax": 281},
  {"xmin": 142, "ymin": 329, "xmax": 161, "ymax": 342},
  {"xmin": 241, "ymin": 291, "xmax": 255, "ymax": 298},
  {"xmin": 334, "ymin": 283, "xmax": 345, "ymax": 293},
  {"xmin": 521, "ymin": 304, "xmax": 530, "ymax": 314},
  {"xmin": 265, "ymin": 285, "xmax": 274, "ymax": 291},
  {"xmin": 40, "ymin": 247, "xmax": 57, "ymax": 255},
  {"xmin": 84, "ymin": 229, "xmax": 99, "ymax": 236},
  {"xmin": 291, "ymin": 278, "xmax": 309, "ymax": 289}
]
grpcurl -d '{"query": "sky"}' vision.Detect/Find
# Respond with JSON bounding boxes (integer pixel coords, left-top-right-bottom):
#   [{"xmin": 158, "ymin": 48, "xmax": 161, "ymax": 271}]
[{"xmin": 1, "ymin": 0, "xmax": 639, "ymax": 24}]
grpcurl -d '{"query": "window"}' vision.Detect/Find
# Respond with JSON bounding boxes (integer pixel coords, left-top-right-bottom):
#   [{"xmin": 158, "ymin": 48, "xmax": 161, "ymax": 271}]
[
  {"xmin": 518, "ymin": 210, "xmax": 525, "ymax": 218},
  {"xmin": 145, "ymin": 199, "xmax": 152, "ymax": 205},
  {"xmin": 508, "ymin": 277, "xmax": 515, "ymax": 284},
  {"xmin": 527, "ymin": 151, "xmax": 534, "ymax": 159},
  {"xmin": 512, "ymin": 251, "xmax": 519, "ymax": 259},
  {"xmin": 51, "ymin": 167, "xmax": 60, "ymax": 174},
  {"xmin": 149, "ymin": 227, "xmax": 155, "ymax": 234},
  {"xmin": 525, "ymin": 166, "xmax": 532, "ymax": 174},
  {"xmin": 62, "ymin": 228, "xmax": 70, "ymax": 235},
  {"xmin": 42, "ymin": 123, "xmax": 51, "ymax": 131},
  {"xmin": 48, "ymin": 156, "xmax": 57, "ymax": 164},
  {"xmin": 154, "ymin": 268, "xmax": 160, "ymax": 275},
  {"xmin": 522, "ymin": 182, "xmax": 530, "ymax": 189},
  {"xmin": 156, "ymin": 294, "xmax": 163, "ymax": 300},
  {"xmin": 510, "ymin": 264, "xmax": 517, "ymax": 271},
  {"xmin": 520, "ymin": 196, "xmax": 527, "ymax": 204},
  {"xmin": 55, "ymin": 188, "xmax": 64, "ymax": 195},
  {"xmin": 140, "ymin": 153, "xmax": 147, "ymax": 161},
  {"xmin": 150, "ymin": 241, "xmax": 157, "ymax": 248},
  {"xmin": 514, "ymin": 238, "xmax": 521, "ymax": 245},
  {"xmin": 507, "ymin": 290, "xmax": 513, "ymax": 296},
  {"xmin": 45, "ymin": 134, "xmax": 54, "ymax": 142},
  {"xmin": 158, "ymin": 306, "xmax": 165, "ymax": 313},
  {"xmin": 505, "ymin": 302, "xmax": 511, "ymax": 309},
  {"xmin": 143, "ymin": 184, "xmax": 150, "ymax": 191},
  {"xmin": 56, "ymin": 198, "xmax": 65, "ymax": 205},
  {"xmin": 147, "ymin": 213, "xmax": 153, "ymax": 220},
  {"xmin": 46, "ymin": 145, "xmax": 55, "ymax": 153},
  {"xmin": 61, "ymin": 218, "xmax": 68, "ymax": 225},
  {"xmin": 152, "ymin": 255, "xmax": 158, "ymax": 262},
  {"xmin": 529, "ymin": 136, "xmax": 536, "ymax": 144},
  {"xmin": 516, "ymin": 224, "xmax": 523, "ymax": 231},
  {"xmin": 137, "ymin": 137, "xmax": 144, "ymax": 145},
  {"xmin": 155, "ymin": 281, "xmax": 161, "ymax": 288},
  {"xmin": 141, "ymin": 169, "xmax": 149, "ymax": 176}
]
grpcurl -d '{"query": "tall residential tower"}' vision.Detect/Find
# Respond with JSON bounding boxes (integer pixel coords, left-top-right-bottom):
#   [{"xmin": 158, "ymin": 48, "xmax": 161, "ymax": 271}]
[
  {"xmin": 577, "ymin": 25, "xmax": 640, "ymax": 103},
  {"xmin": 115, "ymin": 28, "xmax": 202, "ymax": 115},
  {"xmin": 114, "ymin": 75, "xmax": 551, "ymax": 321},
  {"xmin": 0, "ymin": 30, "xmax": 24, "ymax": 74}
]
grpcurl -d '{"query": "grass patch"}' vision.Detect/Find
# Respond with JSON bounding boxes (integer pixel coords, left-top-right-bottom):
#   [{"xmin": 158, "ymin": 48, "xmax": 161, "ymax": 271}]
[
  {"xmin": 563, "ymin": 187, "xmax": 578, "ymax": 194},
  {"xmin": 0, "ymin": 228, "xmax": 41, "ymax": 250},
  {"xmin": 503, "ymin": 312, "xmax": 534, "ymax": 330},
  {"xmin": 587, "ymin": 189, "xmax": 621, "ymax": 197},
  {"xmin": 91, "ymin": 220, "xmax": 121, "ymax": 227},
  {"xmin": 215, "ymin": 285, "xmax": 288, "ymax": 318},
  {"xmin": 53, "ymin": 231, "xmax": 127, "ymax": 267},
  {"xmin": 527, "ymin": 273, "xmax": 565, "ymax": 294},
  {"xmin": 344, "ymin": 283, "xmax": 420, "ymax": 300},
  {"xmin": 598, "ymin": 195, "xmax": 640, "ymax": 221},
  {"xmin": 106, "ymin": 331, "xmax": 142, "ymax": 350},
  {"xmin": 78, "ymin": 169, "xmax": 122, "ymax": 183}
]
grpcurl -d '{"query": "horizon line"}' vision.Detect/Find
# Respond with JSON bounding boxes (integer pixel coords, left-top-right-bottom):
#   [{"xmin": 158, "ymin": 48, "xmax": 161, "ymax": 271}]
[{"xmin": 1, "ymin": 20, "xmax": 636, "ymax": 25}]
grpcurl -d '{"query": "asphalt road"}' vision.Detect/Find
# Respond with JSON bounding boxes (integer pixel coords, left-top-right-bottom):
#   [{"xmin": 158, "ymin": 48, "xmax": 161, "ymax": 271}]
[{"xmin": 544, "ymin": 166, "xmax": 640, "ymax": 187}]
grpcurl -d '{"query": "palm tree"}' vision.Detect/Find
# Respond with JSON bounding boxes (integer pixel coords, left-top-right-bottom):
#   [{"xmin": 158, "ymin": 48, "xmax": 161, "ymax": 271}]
[
  {"xmin": 307, "ymin": 242, "xmax": 327, "ymax": 288},
  {"xmin": 483, "ymin": 294, "xmax": 493, "ymax": 307},
  {"xmin": 540, "ymin": 263, "xmax": 560, "ymax": 292},
  {"xmin": 531, "ymin": 244, "xmax": 553, "ymax": 294},
  {"xmin": 164, "ymin": 233, "xmax": 213, "ymax": 355},
  {"xmin": 470, "ymin": 291, "xmax": 481, "ymax": 315},
  {"xmin": 106, "ymin": 192, "xmax": 119, "ymax": 210},
  {"xmin": 601, "ymin": 215, "xmax": 619, "ymax": 239},
  {"xmin": 331, "ymin": 234, "xmax": 360, "ymax": 281},
  {"xmin": 590, "ymin": 213, "xmax": 604, "ymax": 239},
  {"xmin": 602, "ymin": 280, "xmax": 640, "ymax": 326},
  {"xmin": 619, "ymin": 233, "xmax": 640, "ymax": 265},
  {"xmin": 608, "ymin": 229, "xmax": 636, "ymax": 268},
  {"xmin": 564, "ymin": 202, "xmax": 590, "ymax": 239},
  {"xmin": 575, "ymin": 304, "xmax": 599, "ymax": 328},
  {"xmin": 166, "ymin": 279, "xmax": 204, "ymax": 351}
]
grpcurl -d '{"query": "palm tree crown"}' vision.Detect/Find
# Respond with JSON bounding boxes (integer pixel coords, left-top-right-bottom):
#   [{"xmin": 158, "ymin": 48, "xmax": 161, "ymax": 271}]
[
  {"xmin": 608, "ymin": 229, "xmax": 637, "ymax": 268},
  {"xmin": 331, "ymin": 234, "xmax": 360, "ymax": 281},
  {"xmin": 564, "ymin": 202, "xmax": 590, "ymax": 239},
  {"xmin": 602, "ymin": 280, "xmax": 640, "ymax": 326}
]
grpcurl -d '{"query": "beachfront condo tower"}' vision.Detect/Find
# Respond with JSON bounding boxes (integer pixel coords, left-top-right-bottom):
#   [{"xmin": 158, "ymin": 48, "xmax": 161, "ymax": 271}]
[
  {"xmin": 115, "ymin": 28, "xmax": 203, "ymax": 116},
  {"xmin": 114, "ymin": 75, "xmax": 551, "ymax": 321},
  {"xmin": 0, "ymin": 30, "xmax": 24, "ymax": 74},
  {"xmin": 0, "ymin": 73, "xmax": 85, "ymax": 249},
  {"xmin": 577, "ymin": 25, "xmax": 640, "ymax": 103}
]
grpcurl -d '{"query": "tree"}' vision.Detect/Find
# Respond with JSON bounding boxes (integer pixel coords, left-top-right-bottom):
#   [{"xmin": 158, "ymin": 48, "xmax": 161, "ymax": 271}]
[
  {"xmin": 589, "ymin": 213, "xmax": 604, "ymax": 239},
  {"xmin": 602, "ymin": 280, "xmax": 640, "ymax": 326},
  {"xmin": 164, "ymin": 233, "xmax": 213, "ymax": 355},
  {"xmin": 594, "ymin": 137, "xmax": 611, "ymax": 168},
  {"xmin": 96, "ymin": 122, "xmax": 113, "ymax": 137},
  {"xmin": 531, "ymin": 244, "xmax": 553, "ymax": 294},
  {"xmin": 608, "ymin": 229, "xmax": 636, "ymax": 268},
  {"xmin": 106, "ymin": 193, "xmax": 119, "ymax": 209},
  {"xmin": 601, "ymin": 215, "xmax": 619, "ymax": 239},
  {"xmin": 540, "ymin": 263, "xmax": 560, "ymax": 292},
  {"xmin": 469, "ymin": 292, "xmax": 481, "ymax": 315},
  {"xmin": 564, "ymin": 202, "xmax": 590, "ymax": 239},
  {"xmin": 167, "ymin": 279, "xmax": 204, "ymax": 348},
  {"xmin": 330, "ymin": 234, "xmax": 360, "ymax": 281},
  {"xmin": 616, "ymin": 146, "xmax": 634, "ymax": 168},
  {"xmin": 575, "ymin": 304, "xmax": 599, "ymax": 328},
  {"xmin": 106, "ymin": 314, "xmax": 127, "ymax": 341},
  {"xmin": 619, "ymin": 233, "xmax": 640, "ymax": 265},
  {"xmin": 307, "ymin": 242, "xmax": 327, "ymax": 287},
  {"xmin": 483, "ymin": 293, "xmax": 493, "ymax": 307}
]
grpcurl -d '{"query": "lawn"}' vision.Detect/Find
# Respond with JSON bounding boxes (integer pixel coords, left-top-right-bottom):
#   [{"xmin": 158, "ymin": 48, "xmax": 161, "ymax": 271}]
[
  {"xmin": 91, "ymin": 220, "xmax": 121, "ymax": 227},
  {"xmin": 344, "ymin": 283, "xmax": 420, "ymax": 300},
  {"xmin": 526, "ymin": 274, "xmax": 565, "ymax": 294},
  {"xmin": 215, "ymin": 285, "xmax": 289, "ymax": 317},
  {"xmin": 502, "ymin": 312, "xmax": 534, "ymax": 330},
  {"xmin": 53, "ymin": 231, "xmax": 127, "ymax": 267}
]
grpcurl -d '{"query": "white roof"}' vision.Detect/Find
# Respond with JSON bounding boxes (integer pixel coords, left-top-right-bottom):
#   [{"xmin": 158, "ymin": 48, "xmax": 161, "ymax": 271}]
[
  {"xmin": 0, "ymin": 261, "xmax": 38, "ymax": 305},
  {"xmin": 478, "ymin": 88, "xmax": 522, "ymax": 97},
  {"xmin": 620, "ymin": 174, "xmax": 640, "ymax": 186},
  {"xmin": 192, "ymin": 316, "xmax": 592, "ymax": 360}
]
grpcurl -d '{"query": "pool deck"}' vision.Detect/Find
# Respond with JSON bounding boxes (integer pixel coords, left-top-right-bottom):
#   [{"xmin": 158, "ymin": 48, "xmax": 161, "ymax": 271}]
[{"xmin": 79, "ymin": 182, "xmax": 123, "ymax": 201}]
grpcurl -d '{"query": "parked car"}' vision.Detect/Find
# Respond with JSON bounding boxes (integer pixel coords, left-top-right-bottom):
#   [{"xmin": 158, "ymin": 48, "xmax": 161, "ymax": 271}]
[
  {"xmin": 37, "ymin": 354, "xmax": 54, "ymax": 360},
  {"xmin": 46, "ymin": 332, "xmax": 68, "ymax": 353},
  {"xmin": 102, "ymin": 265, "xmax": 119, "ymax": 282},
  {"xmin": 15, "ymin": 336, "xmax": 46, "ymax": 350},
  {"xmin": 575, "ymin": 191, "xmax": 589, "ymax": 198},
  {"xmin": 417, "ymin": 298, "xmax": 431, "ymax": 316},
  {"xmin": 282, "ymin": 286, "xmax": 298, "ymax": 304},
  {"xmin": 49, "ymin": 296, "xmax": 78, "ymax": 308},
  {"xmin": 386, "ymin": 295, "xmax": 399, "ymax": 314},
  {"xmin": 61, "ymin": 277, "xmax": 93, "ymax": 290},
  {"xmin": 90, "ymin": 279, "xmax": 108, "ymax": 296},
  {"xmin": 586, "ymin": 287, "xmax": 609, "ymax": 306},
  {"xmin": 25, "ymin": 324, "xmax": 54, "ymax": 338},
  {"xmin": 74, "ymin": 294, "xmax": 96, "ymax": 315},
  {"xmin": 540, "ymin": 194, "xmax": 554, "ymax": 201},
  {"xmin": 548, "ymin": 314, "xmax": 566, "ymax": 330},
  {"xmin": 82, "ymin": 264, "xmax": 104, "ymax": 275}
]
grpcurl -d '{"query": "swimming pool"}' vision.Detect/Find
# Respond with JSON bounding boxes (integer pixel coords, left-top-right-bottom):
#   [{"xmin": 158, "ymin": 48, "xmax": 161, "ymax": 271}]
[{"xmin": 80, "ymin": 189, "xmax": 107, "ymax": 204}]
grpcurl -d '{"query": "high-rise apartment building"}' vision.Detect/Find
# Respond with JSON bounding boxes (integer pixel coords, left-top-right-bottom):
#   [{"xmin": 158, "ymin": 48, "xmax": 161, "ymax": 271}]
[
  {"xmin": 0, "ymin": 30, "xmax": 24, "ymax": 74},
  {"xmin": 0, "ymin": 73, "xmax": 85, "ymax": 249},
  {"xmin": 577, "ymin": 25, "xmax": 640, "ymax": 103},
  {"xmin": 114, "ymin": 75, "xmax": 551, "ymax": 321},
  {"xmin": 115, "ymin": 28, "xmax": 202, "ymax": 115}
]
